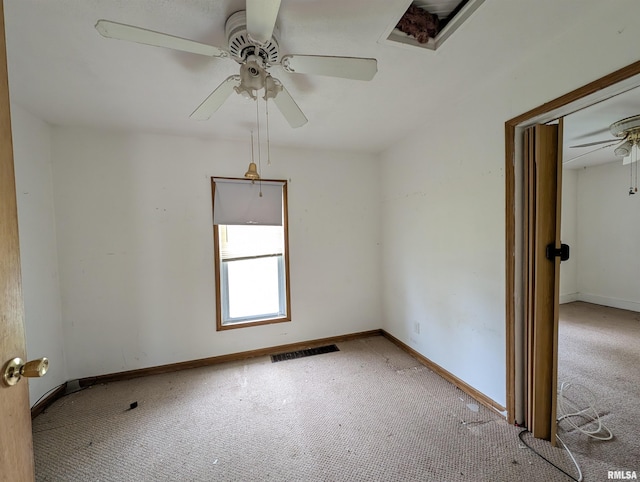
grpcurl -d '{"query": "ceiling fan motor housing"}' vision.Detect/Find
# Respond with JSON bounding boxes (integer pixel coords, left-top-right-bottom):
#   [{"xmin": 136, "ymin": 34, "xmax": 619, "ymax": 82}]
[
  {"xmin": 610, "ymin": 114, "xmax": 640, "ymax": 138},
  {"xmin": 226, "ymin": 10, "xmax": 280, "ymax": 66},
  {"xmin": 609, "ymin": 115, "xmax": 640, "ymax": 158}
]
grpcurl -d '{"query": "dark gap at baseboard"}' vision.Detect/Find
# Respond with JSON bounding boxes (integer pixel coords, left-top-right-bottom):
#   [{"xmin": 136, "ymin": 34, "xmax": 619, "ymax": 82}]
[
  {"xmin": 30, "ymin": 383, "xmax": 67, "ymax": 419},
  {"xmin": 271, "ymin": 344, "xmax": 339, "ymax": 363}
]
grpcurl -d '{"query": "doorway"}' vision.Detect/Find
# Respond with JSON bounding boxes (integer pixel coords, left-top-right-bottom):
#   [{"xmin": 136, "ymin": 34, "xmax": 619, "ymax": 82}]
[{"xmin": 505, "ymin": 60, "xmax": 640, "ymax": 432}]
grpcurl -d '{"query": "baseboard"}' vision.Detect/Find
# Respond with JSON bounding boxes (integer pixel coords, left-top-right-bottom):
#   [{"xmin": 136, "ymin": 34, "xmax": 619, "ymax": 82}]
[
  {"xmin": 381, "ymin": 330, "xmax": 507, "ymax": 415},
  {"xmin": 79, "ymin": 329, "xmax": 384, "ymax": 387},
  {"xmin": 576, "ymin": 293, "xmax": 640, "ymax": 313},
  {"xmin": 31, "ymin": 383, "xmax": 67, "ymax": 419},
  {"xmin": 36, "ymin": 328, "xmax": 507, "ymax": 420},
  {"xmin": 559, "ymin": 293, "xmax": 579, "ymax": 304}
]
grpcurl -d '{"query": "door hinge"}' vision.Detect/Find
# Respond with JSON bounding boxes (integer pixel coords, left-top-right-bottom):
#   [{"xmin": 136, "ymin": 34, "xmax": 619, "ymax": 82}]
[{"xmin": 546, "ymin": 243, "xmax": 570, "ymax": 262}]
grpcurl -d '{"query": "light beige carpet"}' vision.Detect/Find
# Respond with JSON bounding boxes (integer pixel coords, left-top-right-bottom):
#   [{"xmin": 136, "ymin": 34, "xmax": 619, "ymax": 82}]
[
  {"xmin": 557, "ymin": 302, "xmax": 640, "ymax": 475},
  {"xmin": 34, "ymin": 335, "xmax": 610, "ymax": 481}
]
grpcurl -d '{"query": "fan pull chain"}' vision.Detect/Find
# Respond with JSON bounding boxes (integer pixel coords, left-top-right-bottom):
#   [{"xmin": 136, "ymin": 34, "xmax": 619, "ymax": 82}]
[
  {"xmin": 256, "ymin": 98, "xmax": 263, "ymax": 197},
  {"xmin": 629, "ymin": 153, "xmax": 632, "ymax": 195},
  {"xmin": 631, "ymin": 140, "xmax": 639, "ymax": 194},
  {"xmin": 631, "ymin": 140, "xmax": 638, "ymax": 196},
  {"xmin": 266, "ymin": 98, "xmax": 271, "ymax": 166},
  {"xmin": 251, "ymin": 130, "xmax": 255, "ymax": 166}
]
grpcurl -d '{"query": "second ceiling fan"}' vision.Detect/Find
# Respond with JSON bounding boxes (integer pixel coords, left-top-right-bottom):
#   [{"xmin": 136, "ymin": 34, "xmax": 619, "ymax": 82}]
[
  {"xmin": 568, "ymin": 114, "xmax": 640, "ymax": 165},
  {"xmin": 95, "ymin": 0, "xmax": 378, "ymax": 128}
]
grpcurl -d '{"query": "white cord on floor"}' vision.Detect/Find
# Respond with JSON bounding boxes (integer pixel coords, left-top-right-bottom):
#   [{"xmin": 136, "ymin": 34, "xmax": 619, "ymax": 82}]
[
  {"xmin": 557, "ymin": 381, "xmax": 613, "ymax": 441},
  {"xmin": 517, "ymin": 381, "xmax": 614, "ymax": 481},
  {"xmin": 550, "ymin": 380, "xmax": 615, "ymax": 482},
  {"xmin": 555, "ymin": 433, "xmax": 583, "ymax": 482}
]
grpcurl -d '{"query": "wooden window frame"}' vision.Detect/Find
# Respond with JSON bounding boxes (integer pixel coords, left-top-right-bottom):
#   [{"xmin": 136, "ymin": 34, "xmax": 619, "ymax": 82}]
[{"xmin": 211, "ymin": 177, "xmax": 291, "ymax": 331}]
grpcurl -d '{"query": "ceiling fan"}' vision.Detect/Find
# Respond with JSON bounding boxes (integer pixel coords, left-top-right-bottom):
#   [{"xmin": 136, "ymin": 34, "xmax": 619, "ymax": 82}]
[
  {"xmin": 95, "ymin": 0, "xmax": 378, "ymax": 128},
  {"xmin": 568, "ymin": 114, "xmax": 640, "ymax": 165}
]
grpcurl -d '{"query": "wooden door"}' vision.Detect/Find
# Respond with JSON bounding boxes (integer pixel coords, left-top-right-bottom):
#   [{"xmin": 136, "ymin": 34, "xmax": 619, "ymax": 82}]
[
  {"xmin": 523, "ymin": 122, "xmax": 562, "ymax": 442},
  {"xmin": 0, "ymin": 2, "xmax": 36, "ymax": 480},
  {"xmin": 549, "ymin": 120, "xmax": 564, "ymax": 445}
]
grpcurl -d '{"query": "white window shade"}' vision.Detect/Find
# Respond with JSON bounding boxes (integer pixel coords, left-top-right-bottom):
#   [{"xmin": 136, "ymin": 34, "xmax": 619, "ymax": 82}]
[{"xmin": 213, "ymin": 178, "xmax": 284, "ymax": 226}]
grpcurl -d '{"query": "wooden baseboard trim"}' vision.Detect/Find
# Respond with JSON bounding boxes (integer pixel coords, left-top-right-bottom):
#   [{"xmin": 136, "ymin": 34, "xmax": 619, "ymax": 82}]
[
  {"xmin": 34, "ymin": 329, "xmax": 505, "ymax": 418},
  {"xmin": 30, "ymin": 382, "xmax": 67, "ymax": 419},
  {"xmin": 381, "ymin": 330, "xmax": 507, "ymax": 415},
  {"xmin": 79, "ymin": 329, "xmax": 383, "ymax": 387}
]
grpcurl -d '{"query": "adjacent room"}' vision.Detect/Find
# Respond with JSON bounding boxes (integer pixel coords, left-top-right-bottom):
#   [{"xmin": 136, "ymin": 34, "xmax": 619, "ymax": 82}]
[
  {"xmin": 556, "ymin": 94, "xmax": 640, "ymax": 473},
  {"xmin": 2, "ymin": 0, "xmax": 640, "ymax": 480}
]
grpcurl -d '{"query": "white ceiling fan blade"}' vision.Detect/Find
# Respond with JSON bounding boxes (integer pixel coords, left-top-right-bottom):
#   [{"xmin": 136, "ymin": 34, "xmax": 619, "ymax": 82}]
[
  {"xmin": 190, "ymin": 76, "xmax": 241, "ymax": 120},
  {"xmin": 281, "ymin": 55, "xmax": 377, "ymax": 81},
  {"xmin": 273, "ymin": 86, "xmax": 307, "ymax": 128},
  {"xmin": 95, "ymin": 20, "xmax": 229, "ymax": 58},
  {"xmin": 564, "ymin": 141, "xmax": 619, "ymax": 164},
  {"xmin": 246, "ymin": 0, "xmax": 282, "ymax": 45},
  {"xmin": 569, "ymin": 138, "xmax": 618, "ymax": 148}
]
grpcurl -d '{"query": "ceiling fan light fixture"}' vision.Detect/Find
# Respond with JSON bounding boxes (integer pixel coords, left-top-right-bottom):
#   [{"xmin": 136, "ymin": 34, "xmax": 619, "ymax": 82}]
[{"xmin": 614, "ymin": 140, "xmax": 633, "ymax": 157}]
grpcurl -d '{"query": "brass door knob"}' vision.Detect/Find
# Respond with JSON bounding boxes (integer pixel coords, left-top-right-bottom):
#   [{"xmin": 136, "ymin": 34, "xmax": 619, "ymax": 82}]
[{"xmin": 2, "ymin": 357, "xmax": 49, "ymax": 387}]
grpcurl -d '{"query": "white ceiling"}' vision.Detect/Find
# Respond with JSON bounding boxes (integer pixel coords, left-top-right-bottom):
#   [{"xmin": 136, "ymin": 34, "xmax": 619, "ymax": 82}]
[{"xmin": 4, "ymin": 0, "xmax": 639, "ymax": 158}]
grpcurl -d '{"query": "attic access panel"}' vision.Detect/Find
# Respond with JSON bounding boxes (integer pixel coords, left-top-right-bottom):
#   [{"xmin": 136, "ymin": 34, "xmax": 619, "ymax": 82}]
[{"xmin": 379, "ymin": 0, "xmax": 485, "ymax": 51}]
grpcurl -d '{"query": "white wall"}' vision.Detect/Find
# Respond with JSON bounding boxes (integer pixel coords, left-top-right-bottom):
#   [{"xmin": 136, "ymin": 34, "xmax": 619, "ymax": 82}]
[
  {"xmin": 11, "ymin": 104, "xmax": 66, "ymax": 406},
  {"xmin": 381, "ymin": 102, "xmax": 506, "ymax": 405},
  {"xmin": 575, "ymin": 161, "xmax": 640, "ymax": 311},
  {"xmin": 379, "ymin": 0, "xmax": 640, "ymax": 407},
  {"xmin": 560, "ymin": 169, "xmax": 578, "ymax": 302},
  {"xmin": 50, "ymin": 127, "xmax": 381, "ymax": 379},
  {"xmin": 13, "ymin": 0, "xmax": 640, "ymax": 413}
]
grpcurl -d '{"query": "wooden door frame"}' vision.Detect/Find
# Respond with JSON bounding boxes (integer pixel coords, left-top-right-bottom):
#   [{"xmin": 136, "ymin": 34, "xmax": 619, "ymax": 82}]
[{"xmin": 505, "ymin": 60, "xmax": 640, "ymax": 425}]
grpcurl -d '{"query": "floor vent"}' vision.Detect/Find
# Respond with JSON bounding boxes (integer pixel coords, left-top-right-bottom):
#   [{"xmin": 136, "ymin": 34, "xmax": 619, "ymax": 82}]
[{"xmin": 271, "ymin": 344, "xmax": 339, "ymax": 363}]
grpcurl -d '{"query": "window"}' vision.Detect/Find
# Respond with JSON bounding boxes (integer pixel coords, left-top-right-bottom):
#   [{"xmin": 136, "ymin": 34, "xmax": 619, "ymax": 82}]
[{"xmin": 212, "ymin": 178, "xmax": 290, "ymax": 330}]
